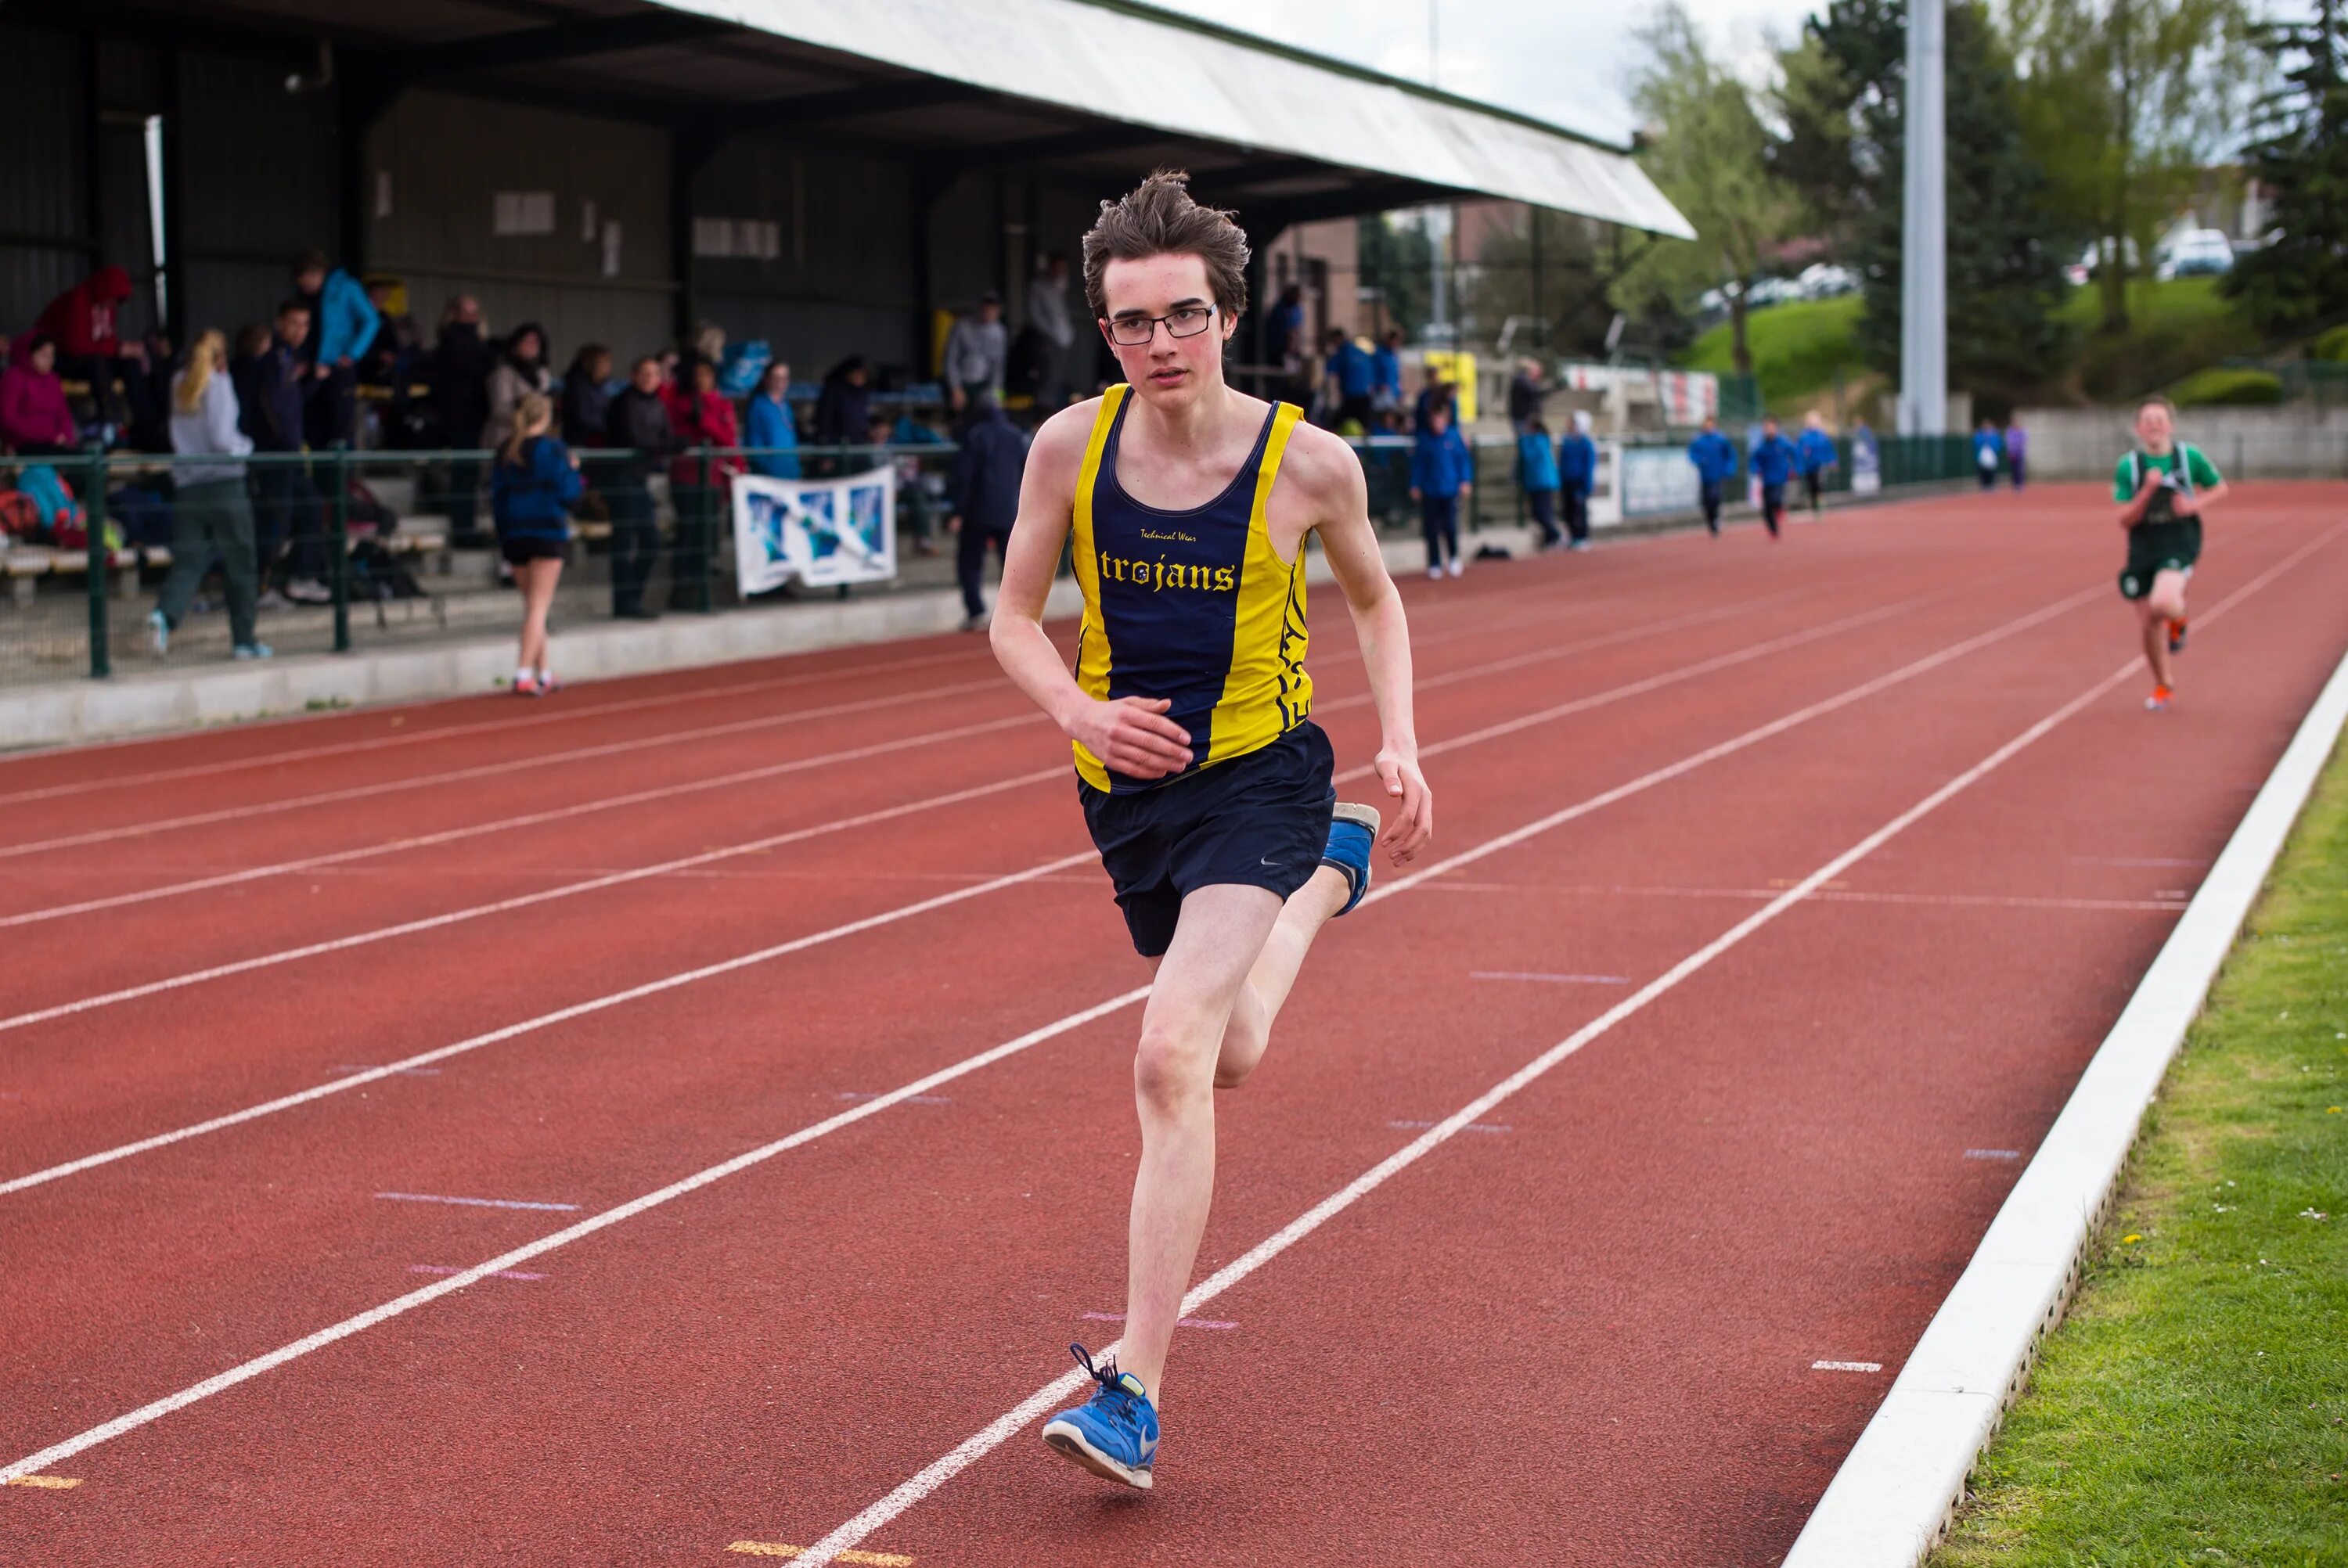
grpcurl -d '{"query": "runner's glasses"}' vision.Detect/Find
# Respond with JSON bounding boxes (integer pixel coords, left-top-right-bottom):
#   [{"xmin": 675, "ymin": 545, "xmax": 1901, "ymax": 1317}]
[{"xmin": 1107, "ymin": 304, "xmax": 1217, "ymax": 346}]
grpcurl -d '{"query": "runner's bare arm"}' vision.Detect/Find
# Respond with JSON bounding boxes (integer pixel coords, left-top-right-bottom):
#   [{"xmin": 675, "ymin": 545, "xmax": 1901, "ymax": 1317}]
[
  {"xmin": 989, "ymin": 401, "xmax": 1194, "ymax": 779},
  {"xmin": 2119, "ymin": 466, "xmax": 2163, "ymax": 528},
  {"xmin": 1285, "ymin": 423, "xmax": 1435, "ymax": 862}
]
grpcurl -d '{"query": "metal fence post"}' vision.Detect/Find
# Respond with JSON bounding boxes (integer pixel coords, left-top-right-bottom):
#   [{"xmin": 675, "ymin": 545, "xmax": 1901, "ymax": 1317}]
[
  {"xmin": 84, "ymin": 444, "xmax": 110, "ymax": 679},
  {"xmin": 696, "ymin": 446, "xmax": 715, "ymax": 613},
  {"xmin": 329, "ymin": 443, "xmax": 351, "ymax": 653}
]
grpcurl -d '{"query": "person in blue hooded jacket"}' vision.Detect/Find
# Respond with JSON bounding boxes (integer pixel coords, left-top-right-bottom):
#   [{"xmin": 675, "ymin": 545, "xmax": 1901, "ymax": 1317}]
[
  {"xmin": 1749, "ymin": 414, "xmax": 1799, "ymax": 539},
  {"xmin": 1557, "ymin": 411, "xmax": 1597, "ymax": 550},
  {"xmin": 1409, "ymin": 399, "xmax": 1475, "ymax": 578},
  {"xmin": 293, "ymin": 251, "xmax": 379, "ymax": 448},
  {"xmin": 491, "ymin": 390, "xmax": 583, "ymax": 696},
  {"xmin": 1517, "ymin": 415, "xmax": 1562, "ymax": 548},
  {"xmin": 1971, "ymin": 418, "xmax": 2005, "ymax": 491},
  {"xmin": 1795, "ymin": 412, "xmax": 1839, "ymax": 517},
  {"xmin": 1687, "ymin": 415, "xmax": 1738, "ymax": 536}
]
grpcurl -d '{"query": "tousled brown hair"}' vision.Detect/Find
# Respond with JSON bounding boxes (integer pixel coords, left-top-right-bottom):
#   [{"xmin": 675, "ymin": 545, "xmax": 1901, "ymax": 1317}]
[{"xmin": 1082, "ymin": 170, "xmax": 1249, "ymax": 322}]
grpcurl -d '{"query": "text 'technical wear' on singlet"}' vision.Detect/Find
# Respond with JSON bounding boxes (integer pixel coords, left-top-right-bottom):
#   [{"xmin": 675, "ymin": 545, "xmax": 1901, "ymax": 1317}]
[{"xmin": 1071, "ymin": 384, "xmax": 1311, "ymax": 794}]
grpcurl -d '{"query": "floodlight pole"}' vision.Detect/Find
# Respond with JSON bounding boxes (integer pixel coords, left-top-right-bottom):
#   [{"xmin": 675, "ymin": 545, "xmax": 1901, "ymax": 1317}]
[{"xmin": 1899, "ymin": 0, "xmax": 1946, "ymax": 435}]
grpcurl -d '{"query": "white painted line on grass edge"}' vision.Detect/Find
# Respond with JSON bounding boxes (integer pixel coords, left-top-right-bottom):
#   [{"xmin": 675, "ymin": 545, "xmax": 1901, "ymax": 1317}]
[{"xmin": 1781, "ymin": 610, "xmax": 2348, "ymax": 1564}]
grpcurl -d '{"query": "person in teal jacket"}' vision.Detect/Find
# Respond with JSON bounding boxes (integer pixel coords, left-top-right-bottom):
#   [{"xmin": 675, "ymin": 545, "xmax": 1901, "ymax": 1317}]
[
  {"xmin": 744, "ymin": 361, "xmax": 801, "ymax": 480},
  {"xmin": 1795, "ymin": 412, "xmax": 1838, "ymax": 516},
  {"xmin": 293, "ymin": 250, "xmax": 380, "ymax": 447},
  {"xmin": 1687, "ymin": 415, "xmax": 1738, "ymax": 536},
  {"xmin": 1516, "ymin": 415, "xmax": 1562, "ymax": 548}
]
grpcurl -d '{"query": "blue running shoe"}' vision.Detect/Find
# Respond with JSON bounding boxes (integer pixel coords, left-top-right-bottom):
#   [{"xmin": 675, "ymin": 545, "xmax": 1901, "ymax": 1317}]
[
  {"xmin": 1042, "ymin": 1344, "xmax": 1158, "ymax": 1489},
  {"xmin": 1320, "ymin": 802, "xmax": 1381, "ymax": 916}
]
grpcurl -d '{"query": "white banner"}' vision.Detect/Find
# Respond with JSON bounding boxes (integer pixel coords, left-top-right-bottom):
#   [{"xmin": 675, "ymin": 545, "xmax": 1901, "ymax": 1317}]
[
  {"xmin": 733, "ymin": 466, "xmax": 898, "ymax": 594},
  {"xmin": 1851, "ymin": 433, "xmax": 1882, "ymax": 494},
  {"xmin": 1621, "ymin": 445, "xmax": 1702, "ymax": 518}
]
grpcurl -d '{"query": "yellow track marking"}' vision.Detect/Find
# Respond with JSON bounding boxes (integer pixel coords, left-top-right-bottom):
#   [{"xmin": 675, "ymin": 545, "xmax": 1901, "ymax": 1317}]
[
  {"xmin": 6, "ymin": 1475, "xmax": 82, "ymax": 1489},
  {"xmin": 726, "ymin": 1543, "xmax": 912, "ymax": 1565}
]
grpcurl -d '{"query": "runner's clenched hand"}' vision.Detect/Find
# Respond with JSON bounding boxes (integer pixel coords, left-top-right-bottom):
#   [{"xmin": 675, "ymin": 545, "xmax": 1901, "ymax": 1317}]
[
  {"xmin": 1374, "ymin": 746, "xmax": 1433, "ymax": 865},
  {"xmin": 1068, "ymin": 696, "xmax": 1193, "ymax": 780}
]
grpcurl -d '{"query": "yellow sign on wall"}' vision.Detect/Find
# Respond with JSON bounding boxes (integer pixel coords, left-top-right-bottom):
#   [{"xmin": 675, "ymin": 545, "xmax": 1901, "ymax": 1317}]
[{"xmin": 1421, "ymin": 350, "xmax": 1478, "ymax": 424}]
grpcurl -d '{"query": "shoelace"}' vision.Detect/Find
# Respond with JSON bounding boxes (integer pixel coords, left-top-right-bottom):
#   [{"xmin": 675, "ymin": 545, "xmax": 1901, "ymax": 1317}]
[{"xmin": 1068, "ymin": 1343, "xmax": 1145, "ymax": 1435}]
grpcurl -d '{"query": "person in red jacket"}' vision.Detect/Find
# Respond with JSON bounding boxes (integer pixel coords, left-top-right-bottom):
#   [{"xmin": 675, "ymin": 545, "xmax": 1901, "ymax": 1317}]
[
  {"xmin": 661, "ymin": 356, "xmax": 744, "ymax": 610},
  {"xmin": 1, "ymin": 334, "xmax": 80, "ymax": 455},
  {"xmin": 34, "ymin": 264, "xmax": 133, "ymax": 359}
]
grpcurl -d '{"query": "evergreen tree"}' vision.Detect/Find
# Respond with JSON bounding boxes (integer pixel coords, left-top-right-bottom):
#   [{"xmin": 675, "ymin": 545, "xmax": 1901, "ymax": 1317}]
[
  {"xmin": 1785, "ymin": 0, "xmax": 2077, "ymax": 396},
  {"xmin": 2224, "ymin": 0, "xmax": 2348, "ymax": 333}
]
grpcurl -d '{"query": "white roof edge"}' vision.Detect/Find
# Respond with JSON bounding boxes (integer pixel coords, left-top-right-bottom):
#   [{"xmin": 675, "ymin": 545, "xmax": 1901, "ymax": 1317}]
[{"xmin": 653, "ymin": 0, "xmax": 1698, "ymax": 239}]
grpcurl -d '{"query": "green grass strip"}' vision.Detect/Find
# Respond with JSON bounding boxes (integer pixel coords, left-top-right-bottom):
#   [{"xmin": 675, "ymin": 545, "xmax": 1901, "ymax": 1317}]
[{"xmin": 1933, "ymin": 739, "xmax": 2348, "ymax": 1566}]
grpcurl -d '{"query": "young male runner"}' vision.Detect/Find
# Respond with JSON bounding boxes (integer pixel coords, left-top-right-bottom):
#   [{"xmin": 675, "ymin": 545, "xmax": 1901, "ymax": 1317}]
[
  {"xmin": 2115, "ymin": 395, "xmax": 2228, "ymax": 711},
  {"xmin": 1750, "ymin": 415, "xmax": 1798, "ymax": 539},
  {"xmin": 989, "ymin": 171, "xmax": 1435, "ymax": 1489}
]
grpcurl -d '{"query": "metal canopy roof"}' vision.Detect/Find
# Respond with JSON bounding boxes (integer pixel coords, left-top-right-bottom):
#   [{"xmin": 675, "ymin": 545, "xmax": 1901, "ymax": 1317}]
[
  {"xmin": 657, "ymin": 0, "xmax": 1695, "ymax": 238},
  {"xmin": 45, "ymin": 0, "xmax": 1691, "ymax": 238}
]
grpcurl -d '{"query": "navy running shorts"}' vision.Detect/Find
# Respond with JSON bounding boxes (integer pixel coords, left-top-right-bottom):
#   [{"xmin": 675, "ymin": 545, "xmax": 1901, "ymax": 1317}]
[{"xmin": 1079, "ymin": 720, "xmax": 1337, "ymax": 957}]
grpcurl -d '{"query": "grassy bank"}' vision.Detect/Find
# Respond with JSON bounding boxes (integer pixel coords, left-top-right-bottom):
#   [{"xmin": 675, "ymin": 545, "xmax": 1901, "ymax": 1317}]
[
  {"xmin": 1932, "ymin": 739, "xmax": 2348, "ymax": 1566},
  {"xmin": 1682, "ymin": 294, "xmax": 1862, "ymax": 408}
]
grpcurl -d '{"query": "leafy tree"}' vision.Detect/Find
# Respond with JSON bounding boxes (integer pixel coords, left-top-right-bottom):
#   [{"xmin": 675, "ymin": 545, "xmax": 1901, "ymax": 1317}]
[
  {"xmin": 1781, "ymin": 0, "xmax": 2077, "ymax": 396},
  {"xmin": 1356, "ymin": 212, "xmax": 1438, "ymax": 340},
  {"xmin": 2008, "ymin": 0, "xmax": 2258, "ymax": 332},
  {"xmin": 1612, "ymin": 2, "xmax": 1803, "ymax": 374},
  {"xmin": 2224, "ymin": 0, "xmax": 2348, "ymax": 333}
]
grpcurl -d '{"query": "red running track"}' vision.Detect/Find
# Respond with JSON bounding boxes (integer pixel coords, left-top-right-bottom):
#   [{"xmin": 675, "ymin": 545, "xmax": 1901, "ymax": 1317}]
[{"xmin": 2, "ymin": 484, "xmax": 2344, "ymax": 1565}]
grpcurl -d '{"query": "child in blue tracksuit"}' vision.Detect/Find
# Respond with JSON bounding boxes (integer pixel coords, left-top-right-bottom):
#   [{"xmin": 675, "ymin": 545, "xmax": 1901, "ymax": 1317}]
[
  {"xmin": 1971, "ymin": 419, "xmax": 2005, "ymax": 491},
  {"xmin": 1749, "ymin": 415, "xmax": 1799, "ymax": 539},
  {"xmin": 1410, "ymin": 401, "xmax": 1474, "ymax": 577},
  {"xmin": 1557, "ymin": 414, "xmax": 1597, "ymax": 549},
  {"xmin": 490, "ymin": 390, "xmax": 584, "ymax": 695},
  {"xmin": 1517, "ymin": 417, "xmax": 1562, "ymax": 548},
  {"xmin": 1795, "ymin": 415, "xmax": 1839, "ymax": 516},
  {"xmin": 1687, "ymin": 415, "xmax": 1738, "ymax": 536}
]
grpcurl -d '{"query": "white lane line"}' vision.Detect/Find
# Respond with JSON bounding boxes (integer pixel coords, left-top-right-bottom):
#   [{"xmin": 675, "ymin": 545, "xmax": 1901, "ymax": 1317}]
[
  {"xmin": 0, "ymin": 643, "xmax": 1010, "ymax": 808},
  {"xmin": 0, "ymin": 582, "xmax": 1950, "ymax": 1032},
  {"xmin": 1469, "ymin": 971, "xmax": 1631, "ymax": 984},
  {"xmin": 782, "ymin": 527, "xmax": 2336, "ymax": 1568},
  {"xmin": 1388, "ymin": 1119, "xmax": 1511, "ymax": 1134},
  {"xmin": 409, "ymin": 1264, "xmax": 544, "ymax": 1282},
  {"xmin": 0, "ymin": 577, "xmax": 2100, "ymax": 1193},
  {"xmin": 0, "ymin": 710, "xmax": 1043, "ymax": 930},
  {"xmin": 1436, "ymin": 883, "xmax": 2193, "ymax": 914},
  {"xmin": 0, "ymin": 987, "xmax": 1153, "ymax": 1486},
  {"xmin": 0, "ymin": 578, "xmax": 1837, "ymax": 930},
  {"xmin": 1813, "ymin": 1361, "xmax": 1884, "ymax": 1374},
  {"xmin": 375, "ymin": 1192, "xmax": 578, "ymax": 1212},
  {"xmin": 1962, "ymin": 1149, "xmax": 2022, "ymax": 1161},
  {"xmin": 0, "ymin": 572, "xmax": 2137, "ymax": 1481},
  {"xmin": 0, "ymin": 674, "xmax": 1012, "ymax": 861},
  {"xmin": 1078, "ymin": 1311, "xmax": 1237, "ymax": 1330}
]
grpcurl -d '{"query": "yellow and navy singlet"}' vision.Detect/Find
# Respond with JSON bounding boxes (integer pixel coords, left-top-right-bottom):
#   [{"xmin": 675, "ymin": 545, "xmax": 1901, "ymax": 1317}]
[{"xmin": 1071, "ymin": 385, "xmax": 1311, "ymax": 794}]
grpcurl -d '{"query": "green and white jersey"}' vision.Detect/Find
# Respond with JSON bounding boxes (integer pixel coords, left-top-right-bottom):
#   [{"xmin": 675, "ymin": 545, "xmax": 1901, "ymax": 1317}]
[{"xmin": 2113, "ymin": 444, "xmax": 2223, "ymax": 510}]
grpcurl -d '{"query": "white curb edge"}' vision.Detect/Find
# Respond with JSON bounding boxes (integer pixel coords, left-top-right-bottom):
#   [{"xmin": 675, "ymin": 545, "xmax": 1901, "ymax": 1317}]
[{"xmin": 1782, "ymin": 642, "xmax": 2348, "ymax": 1567}]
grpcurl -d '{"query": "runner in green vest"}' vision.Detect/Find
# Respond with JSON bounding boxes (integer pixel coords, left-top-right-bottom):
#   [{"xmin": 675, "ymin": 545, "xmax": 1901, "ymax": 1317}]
[{"xmin": 2114, "ymin": 396, "xmax": 2229, "ymax": 711}]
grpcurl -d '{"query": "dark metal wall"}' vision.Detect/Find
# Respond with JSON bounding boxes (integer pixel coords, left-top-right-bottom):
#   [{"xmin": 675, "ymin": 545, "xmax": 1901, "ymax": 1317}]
[
  {"xmin": 0, "ymin": 23, "xmax": 95, "ymax": 339},
  {"xmin": 176, "ymin": 46, "xmax": 337, "ymax": 342}
]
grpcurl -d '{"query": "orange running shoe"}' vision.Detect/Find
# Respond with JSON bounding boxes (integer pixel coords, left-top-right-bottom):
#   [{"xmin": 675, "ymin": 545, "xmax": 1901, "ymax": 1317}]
[
  {"xmin": 2167, "ymin": 617, "xmax": 2188, "ymax": 656},
  {"xmin": 513, "ymin": 672, "xmax": 542, "ymax": 697},
  {"xmin": 2145, "ymin": 684, "xmax": 2173, "ymax": 711}
]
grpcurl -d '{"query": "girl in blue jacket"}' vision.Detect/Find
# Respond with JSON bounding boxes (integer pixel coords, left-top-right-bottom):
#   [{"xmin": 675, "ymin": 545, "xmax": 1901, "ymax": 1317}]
[
  {"xmin": 1795, "ymin": 413, "xmax": 1839, "ymax": 516},
  {"xmin": 491, "ymin": 391, "xmax": 584, "ymax": 695},
  {"xmin": 1410, "ymin": 401, "xmax": 1475, "ymax": 577}
]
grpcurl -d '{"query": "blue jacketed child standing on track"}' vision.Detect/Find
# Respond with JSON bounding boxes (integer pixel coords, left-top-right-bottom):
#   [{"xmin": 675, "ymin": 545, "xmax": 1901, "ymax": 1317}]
[
  {"xmin": 1410, "ymin": 399, "xmax": 1475, "ymax": 578},
  {"xmin": 1972, "ymin": 419, "xmax": 2005, "ymax": 491},
  {"xmin": 1557, "ymin": 412, "xmax": 1597, "ymax": 551},
  {"xmin": 1795, "ymin": 412, "xmax": 1838, "ymax": 518},
  {"xmin": 1749, "ymin": 415, "xmax": 1798, "ymax": 540},
  {"xmin": 490, "ymin": 390, "xmax": 582, "ymax": 696},
  {"xmin": 1687, "ymin": 415, "xmax": 1738, "ymax": 537},
  {"xmin": 1518, "ymin": 415, "xmax": 1563, "ymax": 549}
]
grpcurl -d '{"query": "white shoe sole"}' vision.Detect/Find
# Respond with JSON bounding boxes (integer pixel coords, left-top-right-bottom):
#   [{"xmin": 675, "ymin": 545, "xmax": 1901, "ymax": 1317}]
[{"xmin": 1043, "ymin": 1420, "xmax": 1154, "ymax": 1488}]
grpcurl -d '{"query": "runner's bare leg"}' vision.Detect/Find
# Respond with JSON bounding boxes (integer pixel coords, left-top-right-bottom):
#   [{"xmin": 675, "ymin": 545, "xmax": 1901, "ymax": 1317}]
[{"xmin": 1124, "ymin": 882, "xmax": 1284, "ymax": 1399}]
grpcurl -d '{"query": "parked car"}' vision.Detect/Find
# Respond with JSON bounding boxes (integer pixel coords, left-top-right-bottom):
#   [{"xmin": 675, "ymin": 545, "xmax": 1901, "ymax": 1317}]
[{"xmin": 2157, "ymin": 228, "xmax": 2235, "ymax": 280}]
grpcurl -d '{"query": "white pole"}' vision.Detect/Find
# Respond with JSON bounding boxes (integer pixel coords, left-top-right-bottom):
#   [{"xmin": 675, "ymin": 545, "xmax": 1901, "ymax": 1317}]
[{"xmin": 1900, "ymin": 0, "xmax": 1946, "ymax": 435}]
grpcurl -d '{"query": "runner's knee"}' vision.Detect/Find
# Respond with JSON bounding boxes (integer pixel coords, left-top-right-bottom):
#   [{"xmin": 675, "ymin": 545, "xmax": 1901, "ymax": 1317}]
[{"xmin": 1133, "ymin": 1024, "xmax": 1215, "ymax": 1110}]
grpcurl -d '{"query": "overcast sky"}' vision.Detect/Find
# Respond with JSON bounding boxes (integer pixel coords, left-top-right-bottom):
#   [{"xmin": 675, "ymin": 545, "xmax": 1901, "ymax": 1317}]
[{"xmin": 1149, "ymin": 0, "xmax": 1820, "ymax": 144}]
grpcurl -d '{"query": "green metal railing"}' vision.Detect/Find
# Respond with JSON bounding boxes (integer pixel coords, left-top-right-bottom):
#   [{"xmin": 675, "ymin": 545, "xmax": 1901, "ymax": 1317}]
[{"xmin": 1, "ymin": 428, "xmax": 1982, "ymax": 688}]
